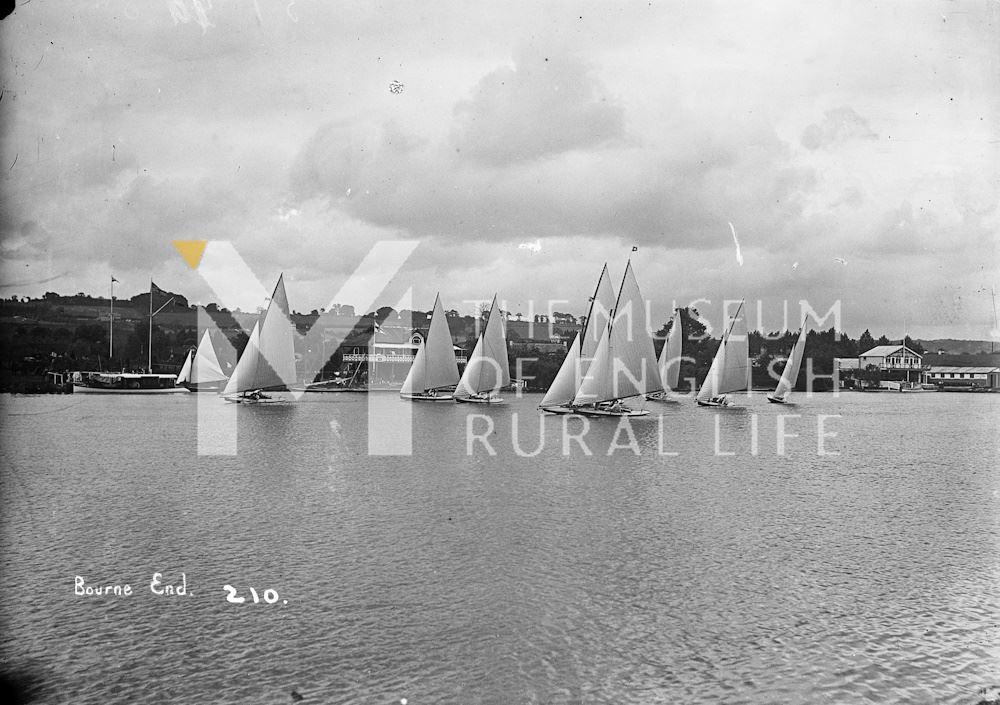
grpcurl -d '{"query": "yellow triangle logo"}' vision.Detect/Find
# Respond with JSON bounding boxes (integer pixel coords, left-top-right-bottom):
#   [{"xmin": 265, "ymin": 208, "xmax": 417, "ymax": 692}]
[{"xmin": 173, "ymin": 240, "xmax": 207, "ymax": 270}]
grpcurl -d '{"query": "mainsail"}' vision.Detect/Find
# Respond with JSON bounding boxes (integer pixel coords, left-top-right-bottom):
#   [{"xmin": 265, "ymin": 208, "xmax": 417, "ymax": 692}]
[
  {"xmin": 580, "ymin": 264, "xmax": 616, "ymax": 363},
  {"xmin": 455, "ymin": 295, "xmax": 510, "ymax": 398},
  {"xmin": 574, "ymin": 261, "xmax": 662, "ymax": 406},
  {"xmin": 539, "ymin": 333, "xmax": 582, "ymax": 409},
  {"xmin": 221, "ymin": 274, "xmax": 297, "ymax": 396},
  {"xmin": 176, "ymin": 350, "xmax": 193, "ymax": 384},
  {"xmin": 190, "ymin": 330, "xmax": 228, "ymax": 386},
  {"xmin": 222, "ymin": 322, "xmax": 262, "ymax": 396},
  {"xmin": 400, "ymin": 294, "xmax": 460, "ymax": 394},
  {"xmin": 696, "ymin": 300, "xmax": 749, "ymax": 402},
  {"xmin": 658, "ymin": 309, "xmax": 683, "ymax": 392},
  {"xmin": 770, "ymin": 321, "xmax": 808, "ymax": 402}
]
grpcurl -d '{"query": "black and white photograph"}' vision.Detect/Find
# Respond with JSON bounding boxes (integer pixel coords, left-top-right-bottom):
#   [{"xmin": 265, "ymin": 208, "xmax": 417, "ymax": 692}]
[{"xmin": 1, "ymin": 1, "xmax": 998, "ymax": 703}]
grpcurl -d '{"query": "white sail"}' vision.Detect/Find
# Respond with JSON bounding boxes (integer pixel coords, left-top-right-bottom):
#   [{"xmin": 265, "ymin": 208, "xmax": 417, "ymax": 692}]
[
  {"xmin": 399, "ymin": 340, "xmax": 426, "ymax": 395},
  {"xmin": 696, "ymin": 300, "xmax": 749, "ymax": 402},
  {"xmin": 176, "ymin": 350, "xmax": 193, "ymax": 384},
  {"xmin": 770, "ymin": 322, "xmax": 808, "ymax": 401},
  {"xmin": 222, "ymin": 321, "xmax": 261, "ymax": 396},
  {"xmin": 540, "ymin": 333, "xmax": 582, "ymax": 408},
  {"xmin": 581, "ymin": 264, "xmax": 615, "ymax": 363},
  {"xmin": 400, "ymin": 294, "xmax": 460, "ymax": 394},
  {"xmin": 574, "ymin": 261, "xmax": 662, "ymax": 405},
  {"xmin": 256, "ymin": 273, "xmax": 297, "ymax": 389},
  {"xmin": 221, "ymin": 274, "xmax": 297, "ymax": 395},
  {"xmin": 455, "ymin": 295, "xmax": 510, "ymax": 397},
  {"xmin": 658, "ymin": 309, "xmax": 683, "ymax": 392},
  {"xmin": 191, "ymin": 330, "xmax": 228, "ymax": 385}
]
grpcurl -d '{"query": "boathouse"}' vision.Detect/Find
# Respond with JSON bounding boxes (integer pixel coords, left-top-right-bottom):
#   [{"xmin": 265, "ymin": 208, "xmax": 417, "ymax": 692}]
[
  {"xmin": 858, "ymin": 345, "xmax": 923, "ymax": 371},
  {"xmin": 925, "ymin": 366, "xmax": 1000, "ymax": 390},
  {"xmin": 855, "ymin": 345, "xmax": 924, "ymax": 389}
]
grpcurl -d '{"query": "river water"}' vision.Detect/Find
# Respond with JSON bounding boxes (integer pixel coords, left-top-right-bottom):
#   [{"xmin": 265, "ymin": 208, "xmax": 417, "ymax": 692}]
[{"xmin": 1, "ymin": 391, "xmax": 997, "ymax": 704}]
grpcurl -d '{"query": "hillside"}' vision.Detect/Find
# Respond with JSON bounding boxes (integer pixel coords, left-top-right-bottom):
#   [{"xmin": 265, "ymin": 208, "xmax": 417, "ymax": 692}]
[{"xmin": 915, "ymin": 339, "xmax": 998, "ymax": 355}]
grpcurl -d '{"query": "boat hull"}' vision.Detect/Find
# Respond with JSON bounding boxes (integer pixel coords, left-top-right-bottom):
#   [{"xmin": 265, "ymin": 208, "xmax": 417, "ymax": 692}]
[
  {"xmin": 575, "ymin": 406, "xmax": 648, "ymax": 417},
  {"xmin": 696, "ymin": 396, "xmax": 734, "ymax": 407},
  {"xmin": 539, "ymin": 405, "xmax": 577, "ymax": 415},
  {"xmin": 223, "ymin": 393, "xmax": 286, "ymax": 404},
  {"xmin": 455, "ymin": 394, "xmax": 504, "ymax": 404},
  {"xmin": 73, "ymin": 384, "xmax": 189, "ymax": 394},
  {"xmin": 183, "ymin": 382, "xmax": 226, "ymax": 392},
  {"xmin": 646, "ymin": 391, "xmax": 679, "ymax": 403},
  {"xmin": 400, "ymin": 392, "xmax": 454, "ymax": 402}
]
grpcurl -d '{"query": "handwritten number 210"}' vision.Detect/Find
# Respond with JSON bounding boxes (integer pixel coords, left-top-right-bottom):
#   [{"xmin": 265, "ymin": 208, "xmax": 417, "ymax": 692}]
[{"xmin": 223, "ymin": 584, "xmax": 280, "ymax": 604}]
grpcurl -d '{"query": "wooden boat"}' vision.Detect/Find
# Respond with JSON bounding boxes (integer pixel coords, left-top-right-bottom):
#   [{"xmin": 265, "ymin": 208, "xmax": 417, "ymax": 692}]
[
  {"xmin": 696, "ymin": 299, "xmax": 749, "ymax": 407},
  {"xmin": 72, "ymin": 371, "xmax": 188, "ymax": 394},
  {"xmin": 178, "ymin": 330, "xmax": 229, "ymax": 392},
  {"xmin": 454, "ymin": 295, "xmax": 509, "ymax": 404},
  {"xmin": 539, "ymin": 264, "xmax": 615, "ymax": 415},
  {"xmin": 767, "ymin": 320, "xmax": 808, "ymax": 404},
  {"xmin": 572, "ymin": 260, "xmax": 662, "ymax": 417},
  {"xmin": 647, "ymin": 308, "xmax": 683, "ymax": 402},
  {"xmin": 400, "ymin": 294, "xmax": 460, "ymax": 401},
  {"xmin": 221, "ymin": 274, "xmax": 297, "ymax": 404}
]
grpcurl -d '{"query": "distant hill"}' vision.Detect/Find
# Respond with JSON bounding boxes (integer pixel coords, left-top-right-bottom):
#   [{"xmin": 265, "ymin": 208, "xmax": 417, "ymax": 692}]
[
  {"xmin": 916, "ymin": 338, "xmax": 997, "ymax": 355},
  {"xmin": 920, "ymin": 351, "xmax": 1000, "ymax": 367}
]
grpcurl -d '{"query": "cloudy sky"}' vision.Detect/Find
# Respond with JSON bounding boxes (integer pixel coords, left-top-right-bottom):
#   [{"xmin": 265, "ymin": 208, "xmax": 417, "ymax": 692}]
[{"xmin": 1, "ymin": 0, "xmax": 997, "ymax": 339}]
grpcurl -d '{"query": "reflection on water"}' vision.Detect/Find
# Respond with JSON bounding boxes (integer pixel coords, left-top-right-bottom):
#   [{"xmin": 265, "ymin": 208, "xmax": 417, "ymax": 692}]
[{"xmin": 1, "ymin": 392, "xmax": 998, "ymax": 704}]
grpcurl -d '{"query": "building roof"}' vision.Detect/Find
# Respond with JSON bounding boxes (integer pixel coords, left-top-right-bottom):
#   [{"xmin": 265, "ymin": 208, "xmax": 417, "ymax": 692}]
[
  {"xmin": 927, "ymin": 366, "xmax": 1000, "ymax": 373},
  {"xmin": 860, "ymin": 345, "xmax": 922, "ymax": 358}
]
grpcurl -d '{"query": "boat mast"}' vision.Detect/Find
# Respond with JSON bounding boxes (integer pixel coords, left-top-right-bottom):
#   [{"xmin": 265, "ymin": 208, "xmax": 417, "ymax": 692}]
[
  {"xmin": 148, "ymin": 280, "xmax": 152, "ymax": 372},
  {"xmin": 109, "ymin": 275, "xmax": 116, "ymax": 363},
  {"xmin": 992, "ymin": 286, "xmax": 998, "ymax": 354},
  {"xmin": 147, "ymin": 281, "xmax": 175, "ymax": 373},
  {"xmin": 581, "ymin": 263, "xmax": 608, "ymax": 344}
]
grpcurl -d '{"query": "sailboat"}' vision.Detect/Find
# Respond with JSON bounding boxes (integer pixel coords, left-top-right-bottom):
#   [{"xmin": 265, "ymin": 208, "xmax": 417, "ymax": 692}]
[
  {"xmin": 647, "ymin": 309, "xmax": 683, "ymax": 402},
  {"xmin": 221, "ymin": 274, "xmax": 297, "ymax": 403},
  {"xmin": 538, "ymin": 333, "xmax": 582, "ymax": 414},
  {"xmin": 572, "ymin": 261, "xmax": 662, "ymax": 417},
  {"xmin": 399, "ymin": 294, "xmax": 460, "ymax": 401},
  {"xmin": 538, "ymin": 264, "xmax": 615, "ymax": 414},
  {"xmin": 176, "ymin": 350, "xmax": 193, "ymax": 386},
  {"xmin": 454, "ymin": 295, "xmax": 510, "ymax": 404},
  {"xmin": 767, "ymin": 321, "xmax": 808, "ymax": 404},
  {"xmin": 696, "ymin": 299, "xmax": 749, "ymax": 407},
  {"xmin": 178, "ymin": 330, "xmax": 229, "ymax": 392}
]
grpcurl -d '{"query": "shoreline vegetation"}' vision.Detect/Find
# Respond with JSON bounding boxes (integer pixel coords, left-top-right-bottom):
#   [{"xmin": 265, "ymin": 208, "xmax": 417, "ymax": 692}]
[{"xmin": 1, "ymin": 290, "xmax": 996, "ymax": 395}]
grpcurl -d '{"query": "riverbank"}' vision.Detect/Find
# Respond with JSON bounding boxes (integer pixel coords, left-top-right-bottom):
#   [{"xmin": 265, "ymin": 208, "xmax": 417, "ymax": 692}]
[{"xmin": 0, "ymin": 373, "xmax": 73, "ymax": 394}]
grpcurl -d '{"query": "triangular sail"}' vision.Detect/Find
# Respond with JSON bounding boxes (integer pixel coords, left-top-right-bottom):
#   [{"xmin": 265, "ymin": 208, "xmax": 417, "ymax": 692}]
[
  {"xmin": 255, "ymin": 274, "xmax": 297, "ymax": 390},
  {"xmin": 222, "ymin": 321, "xmax": 261, "ymax": 396},
  {"xmin": 574, "ymin": 261, "xmax": 662, "ymax": 405},
  {"xmin": 696, "ymin": 300, "xmax": 749, "ymax": 402},
  {"xmin": 191, "ymin": 330, "xmax": 228, "ymax": 384},
  {"xmin": 657, "ymin": 309, "xmax": 683, "ymax": 392},
  {"xmin": 771, "ymin": 322, "xmax": 808, "ymax": 401},
  {"xmin": 573, "ymin": 322, "xmax": 613, "ymax": 405},
  {"xmin": 176, "ymin": 350, "xmax": 193, "ymax": 384},
  {"xmin": 580, "ymin": 264, "xmax": 615, "ymax": 363},
  {"xmin": 455, "ymin": 295, "xmax": 509, "ymax": 397},
  {"xmin": 399, "ymin": 340, "xmax": 426, "ymax": 395},
  {"xmin": 221, "ymin": 274, "xmax": 297, "ymax": 395},
  {"xmin": 401, "ymin": 294, "xmax": 459, "ymax": 394},
  {"xmin": 540, "ymin": 333, "xmax": 581, "ymax": 408}
]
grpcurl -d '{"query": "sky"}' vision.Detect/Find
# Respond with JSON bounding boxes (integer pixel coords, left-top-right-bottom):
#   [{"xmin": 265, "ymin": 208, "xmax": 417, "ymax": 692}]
[{"xmin": 1, "ymin": 0, "xmax": 998, "ymax": 340}]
